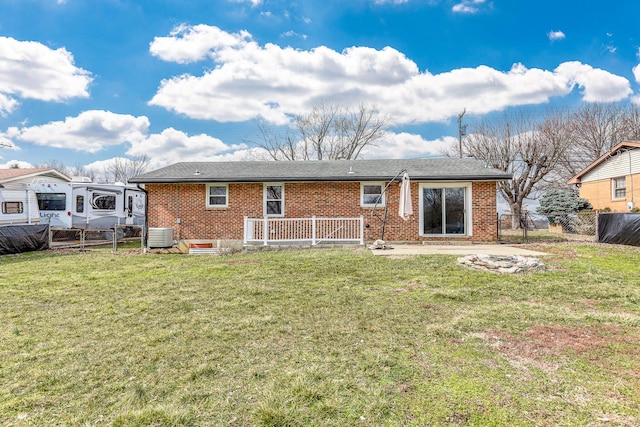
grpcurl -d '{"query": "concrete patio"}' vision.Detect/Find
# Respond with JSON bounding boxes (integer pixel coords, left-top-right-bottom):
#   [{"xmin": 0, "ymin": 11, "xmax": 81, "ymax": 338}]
[{"xmin": 370, "ymin": 244, "xmax": 547, "ymax": 256}]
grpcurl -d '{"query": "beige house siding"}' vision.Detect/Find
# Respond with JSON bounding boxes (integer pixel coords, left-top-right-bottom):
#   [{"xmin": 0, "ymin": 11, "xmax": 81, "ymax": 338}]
[
  {"xmin": 581, "ymin": 149, "xmax": 640, "ymax": 183},
  {"xmin": 0, "ymin": 168, "xmax": 70, "ymax": 190},
  {"xmin": 578, "ymin": 174, "xmax": 640, "ymax": 211},
  {"xmin": 572, "ymin": 146, "xmax": 640, "ymax": 212}
]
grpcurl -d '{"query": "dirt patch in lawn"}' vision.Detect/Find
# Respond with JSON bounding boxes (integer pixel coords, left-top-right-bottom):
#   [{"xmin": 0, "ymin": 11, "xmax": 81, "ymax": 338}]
[{"xmin": 479, "ymin": 324, "xmax": 640, "ymax": 375}]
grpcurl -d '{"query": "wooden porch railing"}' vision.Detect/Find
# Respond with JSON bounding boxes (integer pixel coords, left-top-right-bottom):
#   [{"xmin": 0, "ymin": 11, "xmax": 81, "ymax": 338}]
[{"xmin": 243, "ymin": 216, "xmax": 364, "ymax": 246}]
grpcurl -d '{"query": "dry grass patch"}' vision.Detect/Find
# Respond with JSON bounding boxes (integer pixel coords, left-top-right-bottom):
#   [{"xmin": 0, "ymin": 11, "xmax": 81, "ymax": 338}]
[{"xmin": 1, "ymin": 243, "xmax": 640, "ymax": 426}]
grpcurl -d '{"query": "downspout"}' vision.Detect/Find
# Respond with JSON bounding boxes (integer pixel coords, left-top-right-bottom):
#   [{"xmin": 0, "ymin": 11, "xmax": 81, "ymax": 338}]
[
  {"xmin": 135, "ymin": 183, "xmax": 148, "ymax": 251},
  {"xmin": 26, "ymin": 189, "xmax": 32, "ymax": 224},
  {"xmin": 629, "ymin": 150, "xmax": 634, "ymax": 210},
  {"xmin": 175, "ymin": 184, "xmax": 180, "ymax": 240}
]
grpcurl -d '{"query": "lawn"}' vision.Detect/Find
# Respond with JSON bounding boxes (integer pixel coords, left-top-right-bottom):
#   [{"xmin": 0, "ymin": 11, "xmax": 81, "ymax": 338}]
[{"xmin": 1, "ymin": 243, "xmax": 639, "ymax": 426}]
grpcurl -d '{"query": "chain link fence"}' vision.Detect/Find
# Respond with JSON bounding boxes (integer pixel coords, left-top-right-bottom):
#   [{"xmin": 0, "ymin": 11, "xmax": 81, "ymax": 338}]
[{"xmin": 498, "ymin": 211, "xmax": 597, "ymax": 243}]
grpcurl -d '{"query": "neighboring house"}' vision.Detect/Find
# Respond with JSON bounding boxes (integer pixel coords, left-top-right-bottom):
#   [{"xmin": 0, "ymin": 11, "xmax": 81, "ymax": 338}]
[
  {"xmin": 568, "ymin": 141, "xmax": 640, "ymax": 212},
  {"xmin": 130, "ymin": 158, "xmax": 512, "ymax": 245},
  {"xmin": 0, "ymin": 168, "xmax": 71, "ymax": 190}
]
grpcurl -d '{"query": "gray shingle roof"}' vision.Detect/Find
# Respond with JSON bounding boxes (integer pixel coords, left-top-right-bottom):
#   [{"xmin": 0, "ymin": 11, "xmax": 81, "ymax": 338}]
[{"xmin": 129, "ymin": 158, "xmax": 512, "ymax": 183}]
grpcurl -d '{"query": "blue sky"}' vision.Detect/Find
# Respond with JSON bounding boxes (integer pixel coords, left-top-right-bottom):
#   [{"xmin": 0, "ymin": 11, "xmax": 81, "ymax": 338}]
[{"xmin": 1, "ymin": 0, "xmax": 639, "ymax": 177}]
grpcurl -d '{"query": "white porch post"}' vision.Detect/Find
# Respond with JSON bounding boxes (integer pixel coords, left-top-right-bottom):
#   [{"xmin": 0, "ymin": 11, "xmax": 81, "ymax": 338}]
[
  {"xmin": 263, "ymin": 217, "xmax": 269, "ymax": 246},
  {"xmin": 359, "ymin": 215, "xmax": 364, "ymax": 245},
  {"xmin": 312, "ymin": 216, "xmax": 317, "ymax": 245}
]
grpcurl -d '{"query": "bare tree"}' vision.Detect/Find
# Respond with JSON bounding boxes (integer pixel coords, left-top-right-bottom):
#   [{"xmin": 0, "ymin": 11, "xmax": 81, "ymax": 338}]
[
  {"xmin": 35, "ymin": 160, "xmax": 96, "ymax": 181},
  {"xmin": 257, "ymin": 102, "xmax": 389, "ymax": 161},
  {"xmin": 35, "ymin": 159, "xmax": 74, "ymax": 178},
  {"xmin": 256, "ymin": 121, "xmax": 303, "ymax": 161},
  {"xmin": 548, "ymin": 103, "xmax": 640, "ymax": 184},
  {"xmin": 619, "ymin": 104, "xmax": 640, "ymax": 141},
  {"xmin": 462, "ymin": 111, "xmax": 571, "ymax": 227},
  {"xmin": 559, "ymin": 103, "xmax": 629, "ymax": 179},
  {"xmin": 102, "ymin": 155, "xmax": 150, "ymax": 183}
]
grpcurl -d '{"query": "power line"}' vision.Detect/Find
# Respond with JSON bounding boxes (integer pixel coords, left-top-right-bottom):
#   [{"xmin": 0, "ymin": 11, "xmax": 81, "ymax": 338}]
[{"xmin": 457, "ymin": 108, "xmax": 467, "ymax": 158}]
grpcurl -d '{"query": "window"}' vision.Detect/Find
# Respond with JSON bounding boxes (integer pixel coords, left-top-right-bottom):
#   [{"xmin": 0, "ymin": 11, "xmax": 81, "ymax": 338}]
[
  {"xmin": 206, "ymin": 184, "xmax": 228, "ymax": 208},
  {"xmin": 36, "ymin": 193, "xmax": 66, "ymax": 211},
  {"xmin": 76, "ymin": 195, "xmax": 84, "ymax": 213},
  {"xmin": 264, "ymin": 183, "xmax": 284, "ymax": 216},
  {"xmin": 612, "ymin": 177, "xmax": 626, "ymax": 199},
  {"xmin": 361, "ymin": 183, "xmax": 385, "ymax": 207},
  {"xmin": 91, "ymin": 193, "xmax": 116, "ymax": 210},
  {"xmin": 420, "ymin": 183, "xmax": 471, "ymax": 236},
  {"xmin": 2, "ymin": 201, "xmax": 23, "ymax": 214}
]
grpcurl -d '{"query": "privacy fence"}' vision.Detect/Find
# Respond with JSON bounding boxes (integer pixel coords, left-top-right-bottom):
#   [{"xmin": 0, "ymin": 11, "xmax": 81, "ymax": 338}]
[
  {"xmin": 498, "ymin": 211, "xmax": 598, "ymax": 243},
  {"xmin": 499, "ymin": 211, "xmax": 640, "ymax": 246},
  {"xmin": 0, "ymin": 224, "xmax": 49, "ymax": 255}
]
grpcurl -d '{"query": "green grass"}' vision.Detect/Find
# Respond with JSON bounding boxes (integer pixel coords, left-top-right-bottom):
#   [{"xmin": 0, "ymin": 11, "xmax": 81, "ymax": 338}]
[{"xmin": 1, "ymin": 243, "xmax": 639, "ymax": 426}]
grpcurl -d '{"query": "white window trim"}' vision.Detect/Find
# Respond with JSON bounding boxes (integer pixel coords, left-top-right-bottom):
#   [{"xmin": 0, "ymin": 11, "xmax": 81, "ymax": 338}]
[
  {"xmin": 612, "ymin": 177, "xmax": 626, "ymax": 200},
  {"xmin": 206, "ymin": 183, "xmax": 229, "ymax": 208},
  {"xmin": 418, "ymin": 182, "xmax": 472, "ymax": 237},
  {"xmin": 361, "ymin": 182, "xmax": 386, "ymax": 208},
  {"xmin": 264, "ymin": 183, "xmax": 284, "ymax": 217}
]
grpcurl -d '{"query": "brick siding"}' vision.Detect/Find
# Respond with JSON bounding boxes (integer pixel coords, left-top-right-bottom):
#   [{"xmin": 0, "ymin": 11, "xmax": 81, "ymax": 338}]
[
  {"xmin": 146, "ymin": 180, "xmax": 499, "ymax": 242},
  {"xmin": 579, "ymin": 175, "xmax": 640, "ymax": 212}
]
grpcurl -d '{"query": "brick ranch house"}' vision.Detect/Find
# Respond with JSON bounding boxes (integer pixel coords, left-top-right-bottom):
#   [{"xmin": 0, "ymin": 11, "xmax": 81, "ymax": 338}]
[
  {"xmin": 568, "ymin": 141, "xmax": 640, "ymax": 212},
  {"xmin": 129, "ymin": 158, "xmax": 511, "ymax": 246}
]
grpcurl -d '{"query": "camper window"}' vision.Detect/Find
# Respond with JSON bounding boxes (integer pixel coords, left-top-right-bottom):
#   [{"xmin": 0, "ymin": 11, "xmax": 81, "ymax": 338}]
[
  {"xmin": 36, "ymin": 193, "xmax": 66, "ymax": 210},
  {"xmin": 91, "ymin": 194, "xmax": 116, "ymax": 210},
  {"xmin": 2, "ymin": 201, "xmax": 23, "ymax": 214},
  {"xmin": 76, "ymin": 195, "xmax": 84, "ymax": 213}
]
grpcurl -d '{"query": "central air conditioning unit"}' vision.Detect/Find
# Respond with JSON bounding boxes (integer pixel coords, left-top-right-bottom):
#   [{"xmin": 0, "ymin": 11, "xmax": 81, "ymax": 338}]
[{"xmin": 147, "ymin": 227, "xmax": 174, "ymax": 248}]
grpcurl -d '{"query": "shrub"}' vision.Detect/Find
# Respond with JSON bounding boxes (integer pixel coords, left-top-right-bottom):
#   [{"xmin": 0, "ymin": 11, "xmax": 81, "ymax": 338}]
[{"xmin": 537, "ymin": 190, "xmax": 592, "ymax": 224}]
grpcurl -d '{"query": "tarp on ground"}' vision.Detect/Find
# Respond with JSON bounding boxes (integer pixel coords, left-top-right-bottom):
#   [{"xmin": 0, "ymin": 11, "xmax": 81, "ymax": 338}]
[
  {"xmin": 0, "ymin": 224, "xmax": 49, "ymax": 255},
  {"xmin": 597, "ymin": 213, "xmax": 640, "ymax": 246}
]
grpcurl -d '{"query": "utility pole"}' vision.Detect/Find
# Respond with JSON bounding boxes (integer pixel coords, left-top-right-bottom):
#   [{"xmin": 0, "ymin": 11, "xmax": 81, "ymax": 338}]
[{"xmin": 457, "ymin": 108, "xmax": 467, "ymax": 158}]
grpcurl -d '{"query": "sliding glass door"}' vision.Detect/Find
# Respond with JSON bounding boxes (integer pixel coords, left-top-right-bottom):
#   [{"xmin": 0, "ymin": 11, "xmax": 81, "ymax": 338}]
[{"xmin": 420, "ymin": 184, "xmax": 470, "ymax": 236}]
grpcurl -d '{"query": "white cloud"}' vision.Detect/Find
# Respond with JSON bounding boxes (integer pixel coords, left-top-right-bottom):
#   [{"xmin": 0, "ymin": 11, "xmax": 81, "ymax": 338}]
[
  {"xmin": 547, "ymin": 31, "xmax": 566, "ymax": 41},
  {"xmin": 149, "ymin": 24, "xmax": 252, "ymax": 64},
  {"xmin": 147, "ymin": 26, "xmax": 633, "ymax": 127},
  {"xmin": 374, "ymin": 0, "xmax": 409, "ymax": 4},
  {"xmin": 633, "ymin": 64, "xmax": 640, "ymax": 83},
  {"xmin": 0, "ymin": 37, "xmax": 92, "ymax": 116},
  {"xmin": 632, "ymin": 65, "xmax": 640, "ymax": 106},
  {"xmin": 125, "ymin": 127, "xmax": 249, "ymax": 169},
  {"xmin": 360, "ymin": 133, "xmax": 456, "ymax": 159},
  {"xmin": 229, "ymin": 0, "xmax": 262, "ymax": 6},
  {"xmin": 554, "ymin": 61, "xmax": 631, "ymax": 102},
  {"xmin": 0, "ymin": 160, "xmax": 32, "ymax": 169},
  {"xmin": 0, "ymin": 93, "xmax": 18, "ymax": 117},
  {"xmin": 452, "ymin": 0, "xmax": 486, "ymax": 14},
  {"xmin": 4, "ymin": 110, "xmax": 149, "ymax": 153},
  {"xmin": 282, "ymin": 30, "xmax": 307, "ymax": 40},
  {"xmin": 0, "ymin": 133, "xmax": 17, "ymax": 149}
]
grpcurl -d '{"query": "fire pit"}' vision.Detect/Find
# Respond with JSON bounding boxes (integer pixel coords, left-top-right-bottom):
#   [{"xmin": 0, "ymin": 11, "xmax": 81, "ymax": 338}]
[{"xmin": 457, "ymin": 254, "xmax": 545, "ymax": 274}]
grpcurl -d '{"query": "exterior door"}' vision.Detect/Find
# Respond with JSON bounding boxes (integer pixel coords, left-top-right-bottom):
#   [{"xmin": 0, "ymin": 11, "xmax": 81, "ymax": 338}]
[{"xmin": 420, "ymin": 184, "xmax": 469, "ymax": 236}]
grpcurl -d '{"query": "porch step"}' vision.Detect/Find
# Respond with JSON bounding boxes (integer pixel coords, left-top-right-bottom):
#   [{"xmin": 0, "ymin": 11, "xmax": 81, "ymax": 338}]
[{"xmin": 188, "ymin": 247, "xmax": 231, "ymax": 255}]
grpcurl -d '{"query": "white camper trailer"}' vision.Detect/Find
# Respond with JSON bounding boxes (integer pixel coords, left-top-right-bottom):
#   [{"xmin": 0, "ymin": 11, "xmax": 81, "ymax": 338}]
[
  {"xmin": 0, "ymin": 189, "xmax": 40, "ymax": 226},
  {"xmin": 28, "ymin": 181, "xmax": 146, "ymax": 230}
]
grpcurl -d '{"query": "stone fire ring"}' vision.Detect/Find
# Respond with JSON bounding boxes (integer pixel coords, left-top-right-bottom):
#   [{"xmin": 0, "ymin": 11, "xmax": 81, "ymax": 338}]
[{"xmin": 457, "ymin": 254, "xmax": 545, "ymax": 274}]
